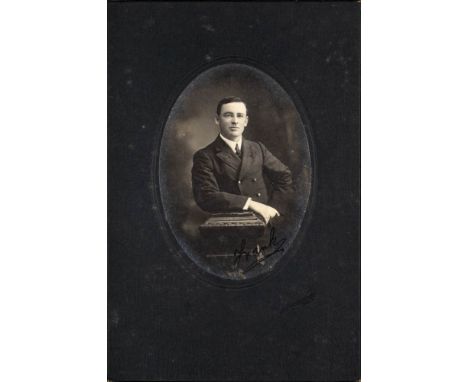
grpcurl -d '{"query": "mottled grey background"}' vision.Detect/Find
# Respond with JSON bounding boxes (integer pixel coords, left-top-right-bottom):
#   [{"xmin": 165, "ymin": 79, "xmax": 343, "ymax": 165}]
[{"xmin": 159, "ymin": 63, "xmax": 312, "ymax": 278}]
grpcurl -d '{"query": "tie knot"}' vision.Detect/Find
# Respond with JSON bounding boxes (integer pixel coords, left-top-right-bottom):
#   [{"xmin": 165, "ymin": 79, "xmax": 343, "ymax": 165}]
[{"xmin": 235, "ymin": 143, "xmax": 241, "ymax": 157}]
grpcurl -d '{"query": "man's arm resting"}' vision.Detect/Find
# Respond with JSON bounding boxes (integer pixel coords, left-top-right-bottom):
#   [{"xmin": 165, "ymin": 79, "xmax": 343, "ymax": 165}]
[
  {"xmin": 192, "ymin": 151, "xmax": 249, "ymax": 212},
  {"xmin": 244, "ymin": 196, "xmax": 279, "ymax": 224},
  {"xmin": 242, "ymin": 197, "xmax": 252, "ymax": 210},
  {"xmin": 258, "ymin": 142, "xmax": 293, "ymax": 214},
  {"xmin": 248, "ymin": 200, "xmax": 279, "ymax": 224}
]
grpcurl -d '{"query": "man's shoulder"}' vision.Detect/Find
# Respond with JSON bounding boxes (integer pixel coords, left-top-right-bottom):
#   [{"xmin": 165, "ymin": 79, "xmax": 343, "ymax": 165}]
[
  {"xmin": 193, "ymin": 137, "xmax": 266, "ymax": 159},
  {"xmin": 193, "ymin": 137, "xmax": 219, "ymax": 160},
  {"xmin": 243, "ymin": 138, "xmax": 267, "ymax": 154},
  {"xmin": 243, "ymin": 138, "xmax": 261, "ymax": 148}
]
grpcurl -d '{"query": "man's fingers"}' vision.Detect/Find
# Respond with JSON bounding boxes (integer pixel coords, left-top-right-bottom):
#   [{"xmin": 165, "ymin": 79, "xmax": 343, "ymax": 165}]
[
  {"xmin": 260, "ymin": 215, "xmax": 269, "ymax": 224},
  {"xmin": 261, "ymin": 210, "xmax": 270, "ymax": 224},
  {"xmin": 269, "ymin": 207, "xmax": 280, "ymax": 218},
  {"xmin": 250, "ymin": 202, "xmax": 278, "ymax": 224}
]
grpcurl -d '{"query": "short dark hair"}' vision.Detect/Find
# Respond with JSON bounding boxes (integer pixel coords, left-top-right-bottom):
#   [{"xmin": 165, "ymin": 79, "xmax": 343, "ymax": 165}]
[{"xmin": 216, "ymin": 96, "xmax": 248, "ymax": 116}]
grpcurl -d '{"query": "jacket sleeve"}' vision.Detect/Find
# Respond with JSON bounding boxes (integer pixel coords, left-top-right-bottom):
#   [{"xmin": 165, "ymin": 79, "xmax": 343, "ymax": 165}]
[
  {"xmin": 258, "ymin": 142, "xmax": 294, "ymax": 213},
  {"xmin": 192, "ymin": 150, "xmax": 249, "ymax": 212}
]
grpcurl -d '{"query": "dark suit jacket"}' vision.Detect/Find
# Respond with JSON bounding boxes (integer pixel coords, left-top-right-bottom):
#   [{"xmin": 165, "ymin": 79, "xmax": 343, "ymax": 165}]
[{"xmin": 192, "ymin": 135, "xmax": 293, "ymax": 214}]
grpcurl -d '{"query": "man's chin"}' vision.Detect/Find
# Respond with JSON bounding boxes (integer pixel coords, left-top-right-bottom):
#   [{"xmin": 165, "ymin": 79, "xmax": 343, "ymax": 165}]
[{"xmin": 223, "ymin": 132, "xmax": 242, "ymax": 140}]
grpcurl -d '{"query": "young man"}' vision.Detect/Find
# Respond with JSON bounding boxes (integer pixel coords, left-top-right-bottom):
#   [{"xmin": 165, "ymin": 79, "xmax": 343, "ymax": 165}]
[{"xmin": 192, "ymin": 96, "xmax": 293, "ymax": 223}]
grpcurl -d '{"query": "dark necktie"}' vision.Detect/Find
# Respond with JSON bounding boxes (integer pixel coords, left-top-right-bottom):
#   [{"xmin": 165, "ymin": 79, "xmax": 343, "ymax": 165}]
[{"xmin": 235, "ymin": 143, "xmax": 241, "ymax": 157}]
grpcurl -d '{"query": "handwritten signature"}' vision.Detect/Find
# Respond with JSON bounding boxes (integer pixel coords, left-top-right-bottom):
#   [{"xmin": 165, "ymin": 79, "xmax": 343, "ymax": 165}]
[{"xmin": 233, "ymin": 227, "xmax": 287, "ymax": 273}]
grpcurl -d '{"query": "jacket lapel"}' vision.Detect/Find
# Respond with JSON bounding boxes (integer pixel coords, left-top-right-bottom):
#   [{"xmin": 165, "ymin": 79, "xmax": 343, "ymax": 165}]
[{"xmin": 214, "ymin": 136, "xmax": 241, "ymax": 173}]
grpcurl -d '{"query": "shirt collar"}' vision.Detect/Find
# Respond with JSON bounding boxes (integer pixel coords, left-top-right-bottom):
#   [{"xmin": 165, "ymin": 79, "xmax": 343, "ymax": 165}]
[{"xmin": 219, "ymin": 134, "xmax": 242, "ymax": 153}]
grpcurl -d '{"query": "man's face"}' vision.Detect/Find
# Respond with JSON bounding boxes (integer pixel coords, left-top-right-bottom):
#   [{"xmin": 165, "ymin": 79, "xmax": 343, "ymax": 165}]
[{"xmin": 215, "ymin": 102, "xmax": 248, "ymax": 142}]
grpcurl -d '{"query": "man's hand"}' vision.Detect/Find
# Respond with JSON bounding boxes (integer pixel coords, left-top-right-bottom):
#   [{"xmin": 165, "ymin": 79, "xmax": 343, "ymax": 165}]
[{"xmin": 248, "ymin": 200, "xmax": 280, "ymax": 224}]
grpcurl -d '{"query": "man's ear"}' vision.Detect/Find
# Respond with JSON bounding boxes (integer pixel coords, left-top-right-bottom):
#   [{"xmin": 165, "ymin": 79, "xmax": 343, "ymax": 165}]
[
  {"xmin": 245, "ymin": 115, "xmax": 249, "ymax": 127},
  {"xmin": 214, "ymin": 115, "xmax": 219, "ymax": 126}
]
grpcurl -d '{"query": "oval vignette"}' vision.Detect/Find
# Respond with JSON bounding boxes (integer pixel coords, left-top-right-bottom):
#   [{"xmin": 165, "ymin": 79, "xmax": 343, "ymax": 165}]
[{"xmin": 157, "ymin": 62, "xmax": 313, "ymax": 284}]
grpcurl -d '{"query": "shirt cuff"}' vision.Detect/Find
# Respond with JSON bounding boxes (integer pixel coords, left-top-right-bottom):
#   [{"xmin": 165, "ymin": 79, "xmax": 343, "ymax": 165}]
[{"xmin": 242, "ymin": 197, "xmax": 252, "ymax": 210}]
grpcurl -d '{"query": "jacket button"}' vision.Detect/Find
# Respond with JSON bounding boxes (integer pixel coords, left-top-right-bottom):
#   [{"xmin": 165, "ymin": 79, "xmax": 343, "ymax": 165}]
[
  {"xmin": 238, "ymin": 180, "xmax": 241, "ymax": 184},
  {"xmin": 252, "ymin": 178, "xmax": 257, "ymax": 182},
  {"xmin": 257, "ymin": 192, "xmax": 261, "ymax": 197}
]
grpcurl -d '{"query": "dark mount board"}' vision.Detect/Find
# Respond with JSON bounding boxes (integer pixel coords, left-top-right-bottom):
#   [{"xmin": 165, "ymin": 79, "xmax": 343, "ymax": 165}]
[{"xmin": 108, "ymin": 2, "xmax": 360, "ymax": 381}]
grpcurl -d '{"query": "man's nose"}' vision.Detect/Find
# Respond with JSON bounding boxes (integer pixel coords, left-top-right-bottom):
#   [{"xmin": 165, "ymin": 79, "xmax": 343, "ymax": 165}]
[{"xmin": 232, "ymin": 117, "xmax": 238, "ymax": 125}]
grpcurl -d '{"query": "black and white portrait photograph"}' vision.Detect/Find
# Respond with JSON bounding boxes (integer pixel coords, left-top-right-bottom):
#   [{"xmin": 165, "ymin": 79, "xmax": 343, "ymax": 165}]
[
  {"xmin": 3, "ymin": 1, "xmax": 468, "ymax": 382},
  {"xmin": 156, "ymin": 63, "xmax": 313, "ymax": 281},
  {"xmin": 106, "ymin": 2, "xmax": 362, "ymax": 380}
]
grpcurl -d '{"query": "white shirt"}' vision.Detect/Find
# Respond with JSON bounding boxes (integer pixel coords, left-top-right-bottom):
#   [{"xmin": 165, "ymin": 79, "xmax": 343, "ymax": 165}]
[
  {"xmin": 219, "ymin": 134, "xmax": 242, "ymax": 154},
  {"xmin": 218, "ymin": 134, "xmax": 251, "ymax": 210}
]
